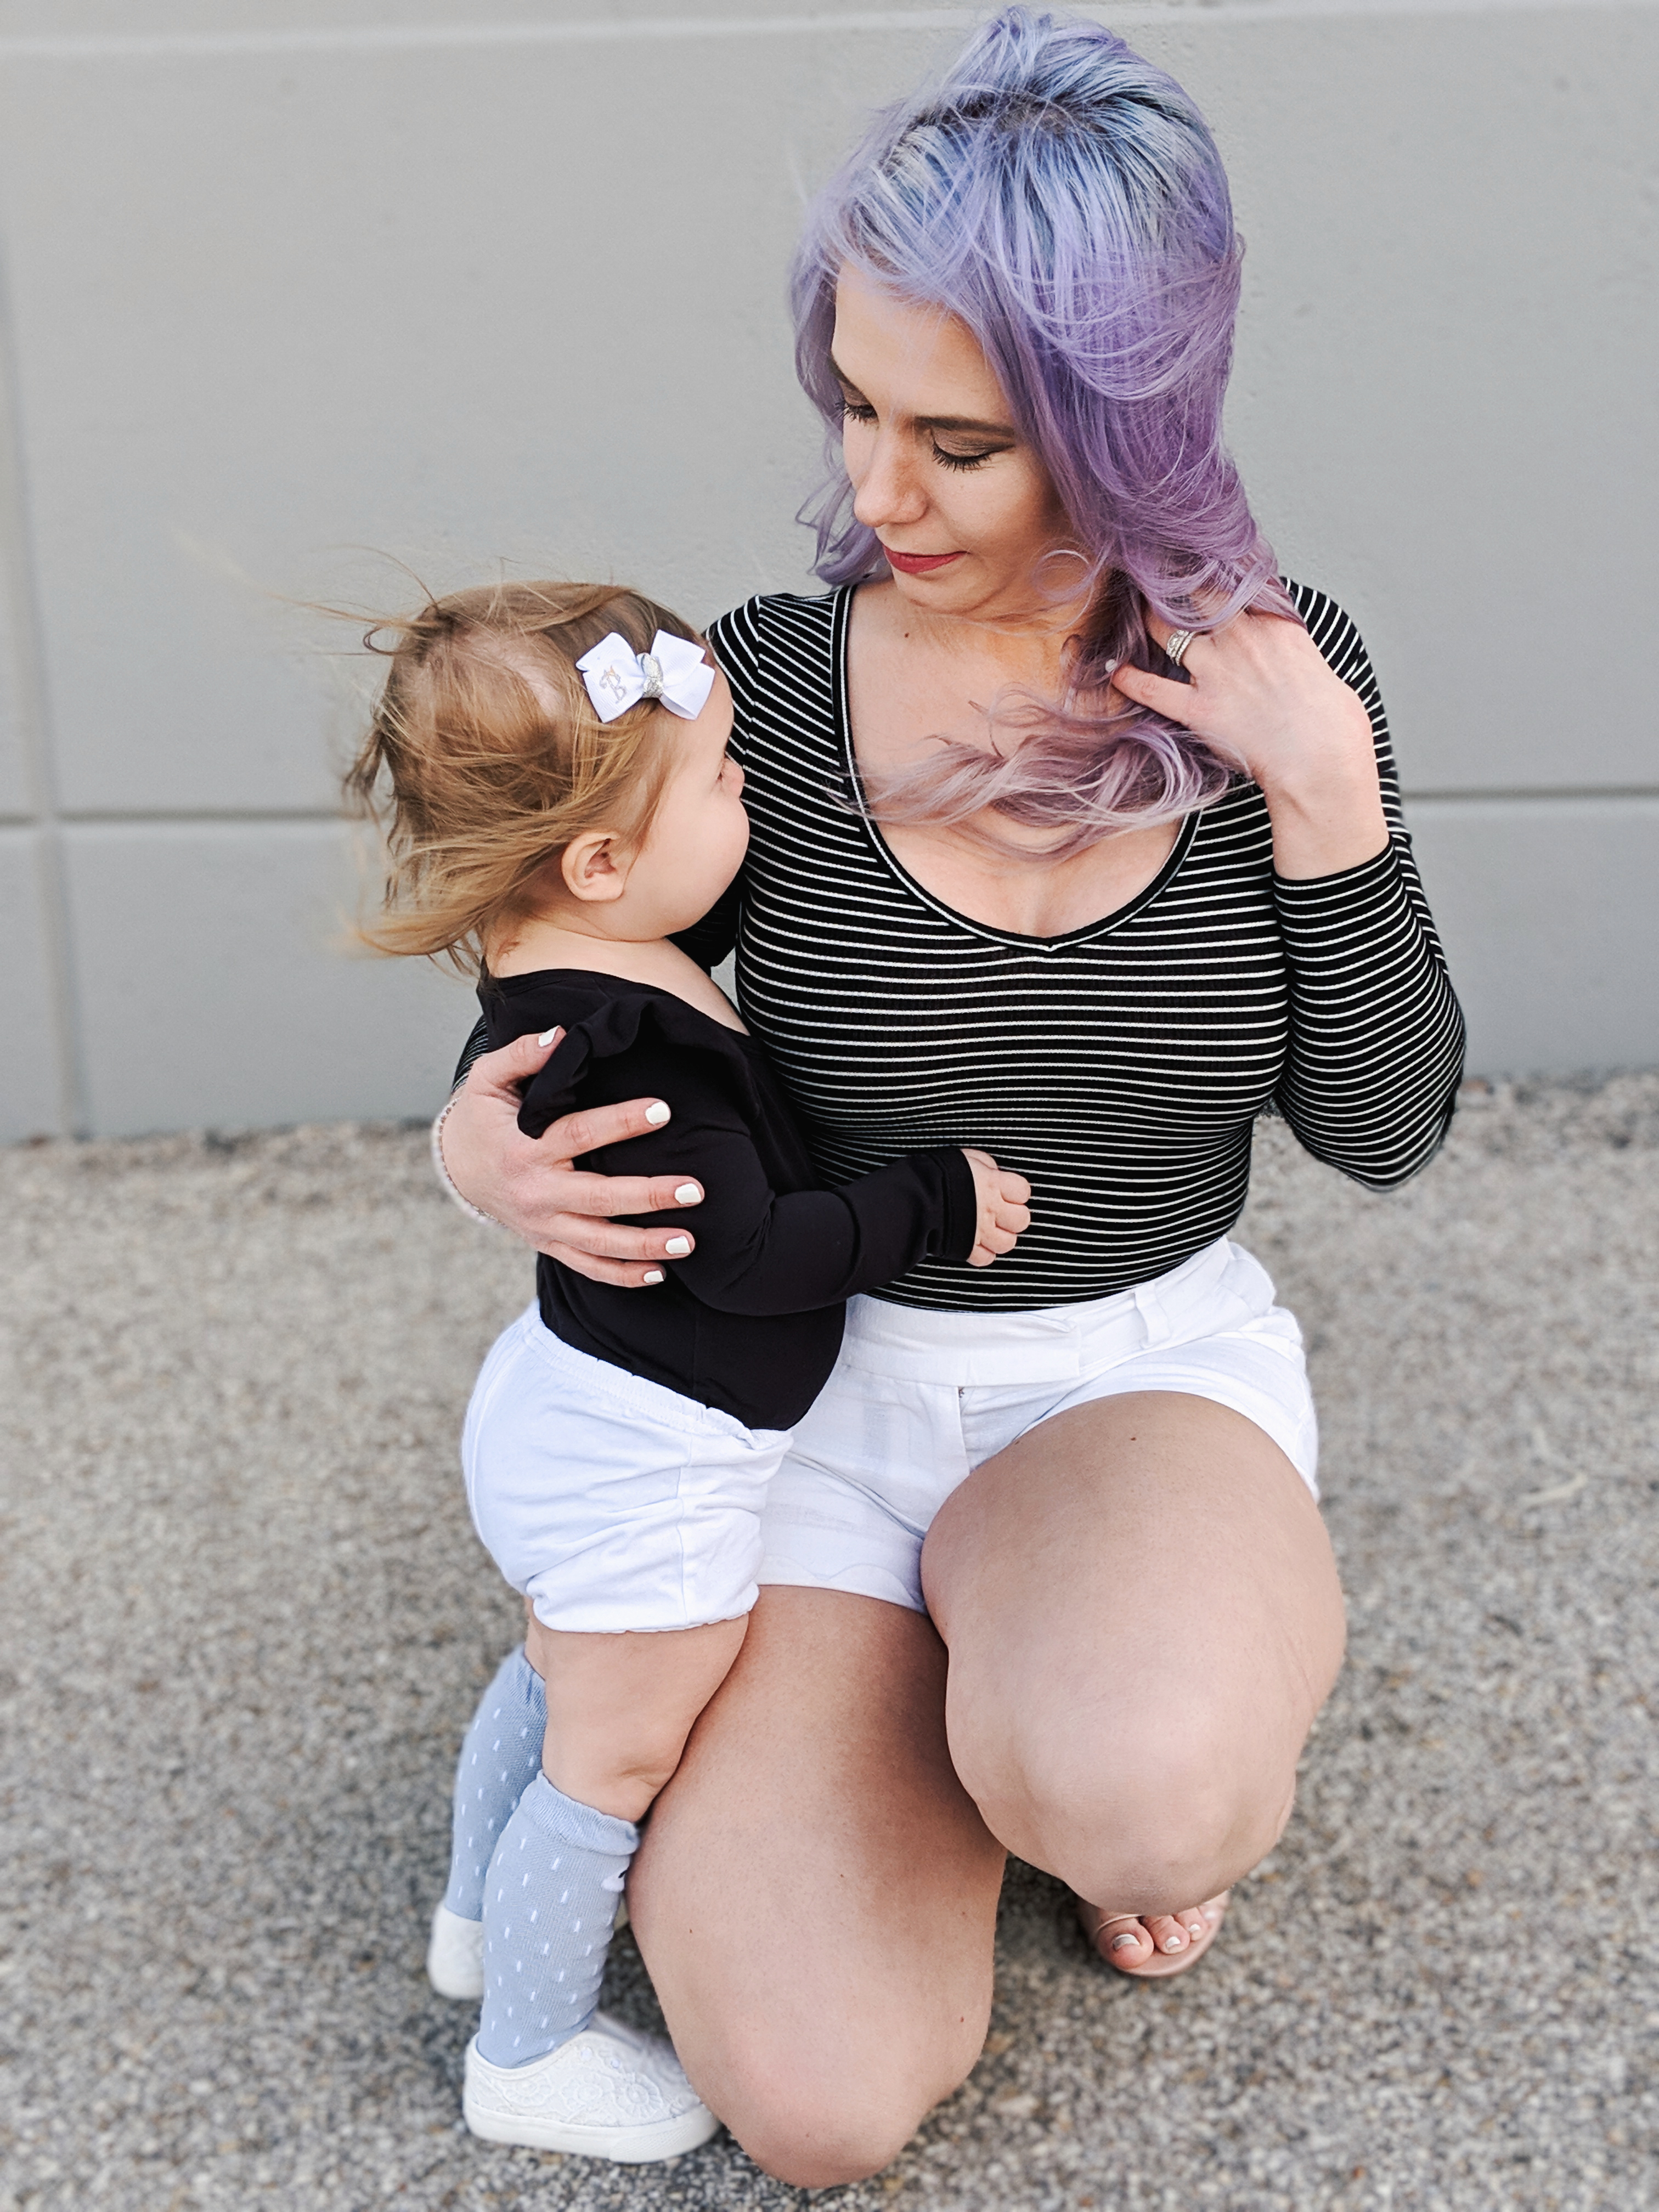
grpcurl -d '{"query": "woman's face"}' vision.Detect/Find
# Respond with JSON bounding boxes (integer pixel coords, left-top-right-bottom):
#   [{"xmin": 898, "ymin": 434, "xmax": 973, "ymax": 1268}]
[{"xmin": 830, "ymin": 263, "xmax": 1077, "ymax": 628}]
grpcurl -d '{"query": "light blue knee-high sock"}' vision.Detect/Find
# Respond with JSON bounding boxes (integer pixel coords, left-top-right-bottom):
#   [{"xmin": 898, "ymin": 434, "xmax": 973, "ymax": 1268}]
[
  {"xmin": 442, "ymin": 1646, "xmax": 546, "ymax": 1923},
  {"xmin": 476, "ymin": 1773, "xmax": 637, "ymax": 2067}
]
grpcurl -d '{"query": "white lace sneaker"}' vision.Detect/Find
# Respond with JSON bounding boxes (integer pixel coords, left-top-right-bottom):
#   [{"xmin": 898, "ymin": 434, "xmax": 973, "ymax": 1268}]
[
  {"xmin": 427, "ymin": 1896, "xmax": 631, "ymax": 2002},
  {"xmin": 427, "ymin": 1903, "xmax": 486, "ymax": 2000},
  {"xmin": 463, "ymin": 2015, "xmax": 720, "ymax": 2161}
]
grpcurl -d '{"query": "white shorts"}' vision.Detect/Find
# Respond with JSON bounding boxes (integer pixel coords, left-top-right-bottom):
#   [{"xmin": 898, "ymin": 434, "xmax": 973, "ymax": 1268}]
[
  {"xmin": 757, "ymin": 1236, "xmax": 1318, "ymax": 1615},
  {"xmin": 461, "ymin": 1306, "xmax": 792, "ymax": 1635}
]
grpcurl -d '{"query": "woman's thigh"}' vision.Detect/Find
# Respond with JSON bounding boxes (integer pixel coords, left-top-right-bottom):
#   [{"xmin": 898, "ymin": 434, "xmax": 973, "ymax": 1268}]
[
  {"xmin": 922, "ymin": 1390, "xmax": 1346, "ymax": 1913},
  {"xmin": 629, "ymin": 1584, "xmax": 1006, "ymax": 2190}
]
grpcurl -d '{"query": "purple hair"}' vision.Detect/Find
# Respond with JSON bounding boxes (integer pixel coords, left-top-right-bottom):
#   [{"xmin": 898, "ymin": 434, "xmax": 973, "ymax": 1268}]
[{"xmin": 790, "ymin": 7, "xmax": 1297, "ymax": 854}]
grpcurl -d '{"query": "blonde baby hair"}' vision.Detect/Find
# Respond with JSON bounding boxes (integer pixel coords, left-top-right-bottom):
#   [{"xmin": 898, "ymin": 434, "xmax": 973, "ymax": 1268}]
[{"xmin": 345, "ymin": 579, "xmax": 705, "ymax": 975}]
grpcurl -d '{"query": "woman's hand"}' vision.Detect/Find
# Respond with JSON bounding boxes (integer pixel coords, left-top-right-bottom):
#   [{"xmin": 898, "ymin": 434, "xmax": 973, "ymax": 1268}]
[
  {"xmin": 1109, "ymin": 610, "xmax": 1391, "ymax": 880},
  {"xmin": 961, "ymin": 1148, "xmax": 1032, "ymax": 1267},
  {"xmin": 438, "ymin": 1031, "xmax": 705, "ymax": 1287}
]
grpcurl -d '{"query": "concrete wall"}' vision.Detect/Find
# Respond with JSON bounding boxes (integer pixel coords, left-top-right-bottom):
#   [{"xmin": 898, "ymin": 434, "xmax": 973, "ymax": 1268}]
[{"xmin": 1, "ymin": 0, "xmax": 1654, "ymax": 1139}]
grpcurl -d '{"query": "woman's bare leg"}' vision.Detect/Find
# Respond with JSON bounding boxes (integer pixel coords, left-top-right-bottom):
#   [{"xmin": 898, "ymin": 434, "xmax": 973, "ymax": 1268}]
[
  {"xmin": 922, "ymin": 1392, "xmax": 1345, "ymax": 1957},
  {"xmin": 629, "ymin": 1587, "xmax": 1005, "ymax": 2189}
]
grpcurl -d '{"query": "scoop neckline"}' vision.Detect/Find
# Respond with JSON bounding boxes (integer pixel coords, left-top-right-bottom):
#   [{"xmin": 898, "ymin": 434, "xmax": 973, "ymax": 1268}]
[{"xmin": 831, "ymin": 584, "xmax": 1198, "ymax": 951}]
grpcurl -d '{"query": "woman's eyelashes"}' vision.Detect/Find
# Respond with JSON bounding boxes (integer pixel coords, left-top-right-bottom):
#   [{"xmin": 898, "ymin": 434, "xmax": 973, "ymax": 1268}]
[
  {"xmin": 930, "ymin": 443, "xmax": 998, "ymax": 472},
  {"xmin": 838, "ymin": 396, "xmax": 1001, "ymax": 472}
]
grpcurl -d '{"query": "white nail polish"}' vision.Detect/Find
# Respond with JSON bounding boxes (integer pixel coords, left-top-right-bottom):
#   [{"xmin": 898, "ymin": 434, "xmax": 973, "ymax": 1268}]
[
  {"xmin": 537, "ymin": 1028, "xmax": 560, "ymax": 1047},
  {"xmin": 664, "ymin": 1236, "xmax": 692, "ymax": 1256},
  {"xmin": 673, "ymin": 1183, "xmax": 701, "ymax": 1204},
  {"xmin": 645, "ymin": 1102, "xmax": 671, "ymax": 1125},
  {"xmin": 1163, "ymin": 1937, "xmax": 1183, "ymax": 1953},
  {"xmin": 642, "ymin": 1269, "xmax": 664, "ymax": 1285}
]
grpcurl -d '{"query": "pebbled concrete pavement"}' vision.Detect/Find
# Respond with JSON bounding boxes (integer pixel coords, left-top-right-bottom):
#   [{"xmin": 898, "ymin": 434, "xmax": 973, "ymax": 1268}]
[{"xmin": 2, "ymin": 1078, "xmax": 1655, "ymax": 2210}]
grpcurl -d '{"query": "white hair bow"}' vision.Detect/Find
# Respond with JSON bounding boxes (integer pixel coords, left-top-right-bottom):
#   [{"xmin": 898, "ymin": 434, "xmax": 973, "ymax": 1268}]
[{"xmin": 575, "ymin": 630, "xmax": 715, "ymax": 725}]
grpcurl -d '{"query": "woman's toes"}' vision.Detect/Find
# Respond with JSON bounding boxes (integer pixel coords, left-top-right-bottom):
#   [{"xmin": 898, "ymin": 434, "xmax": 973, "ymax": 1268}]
[
  {"xmin": 1142, "ymin": 1913, "xmax": 1189, "ymax": 1956},
  {"xmin": 1079, "ymin": 1892, "xmax": 1232, "ymax": 1978},
  {"xmin": 1092, "ymin": 1911, "xmax": 1154, "ymax": 1966}
]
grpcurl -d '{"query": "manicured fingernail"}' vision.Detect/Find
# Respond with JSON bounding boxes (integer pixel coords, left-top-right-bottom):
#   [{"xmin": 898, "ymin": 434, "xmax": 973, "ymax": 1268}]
[
  {"xmin": 537, "ymin": 1028, "xmax": 561, "ymax": 1047},
  {"xmin": 664, "ymin": 1236, "xmax": 691, "ymax": 1256},
  {"xmin": 642, "ymin": 1269, "xmax": 664, "ymax": 1285},
  {"xmin": 645, "ymin": 1102, "xmax": 671, "ymax": 1125},
  {"xmin": 673, "ymin": 1183, "xmax": 702, "ymax": 1204},
  {"xmin": 1109, "ymin": 1932, "xmax": 1139, "ymax": 1954}
]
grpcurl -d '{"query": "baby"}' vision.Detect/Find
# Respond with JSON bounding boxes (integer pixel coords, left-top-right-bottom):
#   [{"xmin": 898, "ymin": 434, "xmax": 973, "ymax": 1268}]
[{"xmin": 346, "ymin": 580, "xmax": 1030, "ymax": 2163}]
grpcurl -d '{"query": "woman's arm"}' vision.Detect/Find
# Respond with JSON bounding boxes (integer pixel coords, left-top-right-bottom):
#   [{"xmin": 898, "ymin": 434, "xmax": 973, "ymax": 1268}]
[
  {"xmin": 517, "ymin": 1027, "xmax": 1021, "ymax": 1306},
  {"xmin": 1111, "ymin": 589, "xmax": 1465, "ymax": 1189}
]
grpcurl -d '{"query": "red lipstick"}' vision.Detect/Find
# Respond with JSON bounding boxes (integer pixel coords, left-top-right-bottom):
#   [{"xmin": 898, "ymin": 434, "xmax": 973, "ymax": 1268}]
[{"xmin": 883, "ymin": 546, "xmax": 964, "ymax": 576}]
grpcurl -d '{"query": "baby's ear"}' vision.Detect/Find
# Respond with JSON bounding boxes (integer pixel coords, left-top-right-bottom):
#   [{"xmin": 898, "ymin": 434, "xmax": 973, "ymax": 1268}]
[{"xmin": 562, "ymin": 831, "xmax": 628, "ymax": 902}]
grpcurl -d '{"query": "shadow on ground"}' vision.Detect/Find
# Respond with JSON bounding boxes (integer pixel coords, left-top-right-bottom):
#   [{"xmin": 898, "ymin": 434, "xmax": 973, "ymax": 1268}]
[{"xmin": 2, "ymin": 1079, "xmax": 1655, "ymax": 2210}]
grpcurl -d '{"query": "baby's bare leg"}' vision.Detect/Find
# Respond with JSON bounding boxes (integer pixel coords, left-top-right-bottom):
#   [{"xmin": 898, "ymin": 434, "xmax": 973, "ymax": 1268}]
[
  {"xmin": 475, "ymin": 1611, "xmax": 749, "ymax": 2072},
  {"xmin": 523, "ymin": 1610, "xmax": 749, "ymax": 1823}
]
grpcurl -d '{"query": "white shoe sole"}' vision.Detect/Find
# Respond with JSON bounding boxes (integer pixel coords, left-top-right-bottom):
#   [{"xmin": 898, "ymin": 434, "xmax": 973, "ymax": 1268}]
[
  {"xmin": 463, "ymin": 2092, "xmax": 720, "ymax": 2160},
  {"xmin": 464, "ymin": 2021, "xmax": 719, "ymax": 2163}
]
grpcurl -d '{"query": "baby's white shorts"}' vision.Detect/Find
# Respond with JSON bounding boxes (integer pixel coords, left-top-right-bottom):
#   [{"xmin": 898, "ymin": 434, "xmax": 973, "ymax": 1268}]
[
  {"xmin": 461, "ymin": 1306, "xmax": 792, "ymax": 1635},
  {"xmin": 757, "ymin": 1235, "xmax": 1318, "ymax": 1616}
]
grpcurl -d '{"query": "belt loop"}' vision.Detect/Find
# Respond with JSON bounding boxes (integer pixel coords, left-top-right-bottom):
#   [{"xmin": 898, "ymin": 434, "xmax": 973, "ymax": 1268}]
[{"xmin": 1132, "ymin": 1282, "xmax": 1172, "ymax": 1348}]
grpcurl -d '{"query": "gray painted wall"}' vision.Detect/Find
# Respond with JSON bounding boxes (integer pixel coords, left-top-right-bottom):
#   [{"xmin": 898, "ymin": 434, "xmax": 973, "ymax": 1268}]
[{"xmin": 1, "ymin": 1, "xmax": 1654, "ymax": 1140}]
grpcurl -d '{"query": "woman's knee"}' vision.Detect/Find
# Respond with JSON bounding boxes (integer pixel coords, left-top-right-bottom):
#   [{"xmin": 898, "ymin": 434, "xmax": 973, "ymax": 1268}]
[
  {"xmin": 952, "ymin": 1695, "xmax": 1297, "ymax": 1909},
  {"xmin": 690, "ymin": 2007, "xmax": 984, "ymax": 2188}
]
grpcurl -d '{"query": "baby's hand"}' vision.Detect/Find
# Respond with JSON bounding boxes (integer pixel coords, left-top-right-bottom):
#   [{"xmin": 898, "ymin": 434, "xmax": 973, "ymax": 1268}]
[{"xmin": 961, "ymin": 1148, "xmax": 1032, "ymax": 1268}]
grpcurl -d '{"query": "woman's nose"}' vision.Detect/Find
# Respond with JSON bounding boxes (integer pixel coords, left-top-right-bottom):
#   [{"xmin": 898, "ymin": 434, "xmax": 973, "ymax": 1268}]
[{"xmin": 851, "ymin": 435, "xmax": 928, "ymax": 532}]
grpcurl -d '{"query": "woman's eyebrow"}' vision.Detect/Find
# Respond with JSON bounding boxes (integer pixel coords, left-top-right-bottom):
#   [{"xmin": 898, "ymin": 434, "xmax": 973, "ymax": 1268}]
[
  {"xmin": 914, "ymin": 412, "xmax": 1017, "ymax": 438},
  {"xmin": 828, "ymin": 355, "xmax": 1015, "ymax": 439}
]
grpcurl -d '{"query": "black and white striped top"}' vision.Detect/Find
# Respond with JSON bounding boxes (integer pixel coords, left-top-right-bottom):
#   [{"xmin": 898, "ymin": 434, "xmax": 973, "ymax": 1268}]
[
  {"xmin": 699, "ymin": 582, "xmax": 1462, "ymax": 1311},
  {"xmin": 458, "ymin": 582, "xmax": 1465, "ymax": 1312}
]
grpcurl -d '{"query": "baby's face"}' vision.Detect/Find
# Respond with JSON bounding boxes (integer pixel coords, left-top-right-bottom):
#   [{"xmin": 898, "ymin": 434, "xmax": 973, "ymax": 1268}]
[{"xmin": 629, "ymin": 665, "xmax": 749, "ymax": 934}]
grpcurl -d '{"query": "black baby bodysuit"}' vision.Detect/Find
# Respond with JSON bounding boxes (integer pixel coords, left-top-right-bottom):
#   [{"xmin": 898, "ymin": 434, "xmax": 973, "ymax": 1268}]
[{"xmin": 481, "ymin": 970, "xmax": 979, "ymax": 1430}]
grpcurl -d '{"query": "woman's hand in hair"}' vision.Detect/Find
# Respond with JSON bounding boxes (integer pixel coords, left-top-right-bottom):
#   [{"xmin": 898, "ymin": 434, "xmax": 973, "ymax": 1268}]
[
  {"xmin": 438, "ymin": 1031, "xmax": 701, "ymax": 1286},
  {"xmin": 1110, "ymin": 612, "xmax": 1390, "ymax": 881}
]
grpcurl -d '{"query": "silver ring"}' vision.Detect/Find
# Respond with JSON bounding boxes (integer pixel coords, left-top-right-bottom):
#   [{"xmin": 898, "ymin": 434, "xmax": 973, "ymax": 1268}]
[{"xmin": 1164, "ymin": 628, "xmax": 1197, "ymax": 668}]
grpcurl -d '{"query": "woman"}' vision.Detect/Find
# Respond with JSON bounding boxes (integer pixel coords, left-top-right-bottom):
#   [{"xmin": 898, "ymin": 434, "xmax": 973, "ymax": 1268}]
[{"xmin": 438, "ymin": 9, "xmax": 1463, "ymax": 2185}]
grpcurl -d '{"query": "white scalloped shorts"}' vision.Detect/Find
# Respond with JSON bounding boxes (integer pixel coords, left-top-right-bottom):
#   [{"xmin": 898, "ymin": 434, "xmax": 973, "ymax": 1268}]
[
  {"xmin": 461, "ymin": 1307, "xmax": 793, "ymax": 1635},
  {"xmin": 757, "ymin": 1235, "xmax": 1319, "ymax": 1615}
]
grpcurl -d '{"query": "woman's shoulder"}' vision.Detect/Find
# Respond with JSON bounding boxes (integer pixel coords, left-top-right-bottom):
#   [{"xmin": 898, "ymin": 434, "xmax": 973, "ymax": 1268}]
[
  {"xmin": 1283, "ymin": 578, "xmax": 1378, "ymax": 692},
  {"xmin": 707, "ymin": 589, "xmax": 845, "ymax": 766},
  {"xmin": 708, "ymin": 589, "xmax": 840, "ymax": 691},
  {"xmin": 1280, "ymin": 577, "xmax": 1396, "ymax": 798}
]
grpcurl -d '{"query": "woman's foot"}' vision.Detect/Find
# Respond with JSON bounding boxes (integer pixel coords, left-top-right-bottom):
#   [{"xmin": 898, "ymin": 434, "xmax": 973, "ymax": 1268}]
[{"xmin": 1077, "ymin": 1892, "xmax": 1229, "ymax": 1979}]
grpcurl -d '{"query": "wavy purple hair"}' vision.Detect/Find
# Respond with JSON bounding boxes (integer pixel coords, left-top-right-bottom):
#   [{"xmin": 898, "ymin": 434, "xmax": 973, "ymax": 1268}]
[{"xmin": 791, "ymin": 7, "xmax": 1298, "ymax": 854}]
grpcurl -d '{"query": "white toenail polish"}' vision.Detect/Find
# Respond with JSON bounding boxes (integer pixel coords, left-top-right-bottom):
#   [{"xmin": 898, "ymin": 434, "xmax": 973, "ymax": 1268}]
[
  {"xmin": 1164, "ymin": 1938, "xmax": 1182, "ymax": 1951},
  {"xmin": 1110, "ymin": 1933, "xmax": 1139, "ymax": 1954}
]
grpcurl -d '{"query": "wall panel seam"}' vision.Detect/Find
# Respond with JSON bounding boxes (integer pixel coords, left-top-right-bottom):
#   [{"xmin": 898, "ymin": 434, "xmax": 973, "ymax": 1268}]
[{"xmin": 0, "ymin": 250, "xmax": 87, "ymax": 1136}]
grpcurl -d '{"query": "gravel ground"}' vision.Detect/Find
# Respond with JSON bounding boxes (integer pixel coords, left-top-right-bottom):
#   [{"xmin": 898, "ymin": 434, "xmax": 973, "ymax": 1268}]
[{"xmin": 2, "ymin": 1078, "xmax": 1656, "ymax": 2211}]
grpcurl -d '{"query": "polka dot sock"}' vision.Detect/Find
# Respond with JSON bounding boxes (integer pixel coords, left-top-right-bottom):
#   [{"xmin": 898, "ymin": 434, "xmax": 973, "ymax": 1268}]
[
  {"xmin": 475, "ymin": 1773, "xmax": 639, "ymax": 2068},
  {"xmin": 441, "ymin": 1645, "xmax": 546, "ymax": 1925}
]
